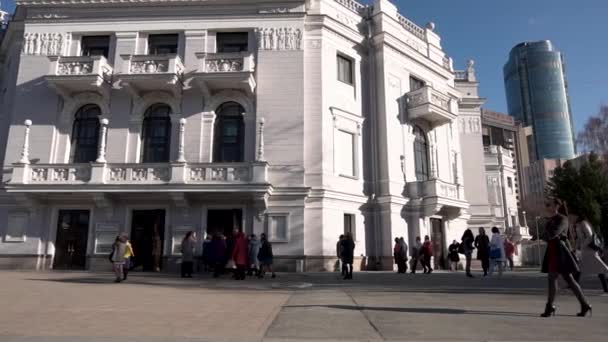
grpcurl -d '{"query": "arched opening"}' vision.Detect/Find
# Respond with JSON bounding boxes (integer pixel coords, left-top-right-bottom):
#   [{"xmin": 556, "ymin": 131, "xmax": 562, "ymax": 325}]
[
  {"xmin": 141, "ymin": 104, "xmax": 172, "ymax": 163},
  {"xmin": 70, "ymin": 104, "xmax": 101, "ymax": 163},
  {"xmin": 213, "ymin": 102, "xmax": 245, "ymax": 162},
  {"xmin": 413, "ymin": 125, "xmax": 430, "ymax": 181}
]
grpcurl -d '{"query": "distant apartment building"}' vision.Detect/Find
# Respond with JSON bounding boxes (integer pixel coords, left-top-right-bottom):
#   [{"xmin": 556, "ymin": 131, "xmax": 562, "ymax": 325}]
[{"xmin": 503, "ymin": 40, "xmax": 576, "ymax": 160}]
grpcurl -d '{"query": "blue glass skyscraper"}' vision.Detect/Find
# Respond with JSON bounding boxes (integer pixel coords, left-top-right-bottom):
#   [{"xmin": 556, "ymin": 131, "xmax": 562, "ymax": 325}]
[{"xmin": 503, "ymin": 40, "xmax": 575, "ymax": 160}]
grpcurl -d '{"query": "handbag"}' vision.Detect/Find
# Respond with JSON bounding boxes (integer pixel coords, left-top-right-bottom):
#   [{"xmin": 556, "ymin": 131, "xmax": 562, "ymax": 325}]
[{"xmin": 489, "ymin": 248, "xmax": 501, "ymax": 259}]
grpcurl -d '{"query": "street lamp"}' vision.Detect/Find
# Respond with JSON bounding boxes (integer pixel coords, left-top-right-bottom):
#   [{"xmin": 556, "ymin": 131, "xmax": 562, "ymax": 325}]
[{"xmin": 535, "ymin": 216, "xmax": 542, "ymax": 266}]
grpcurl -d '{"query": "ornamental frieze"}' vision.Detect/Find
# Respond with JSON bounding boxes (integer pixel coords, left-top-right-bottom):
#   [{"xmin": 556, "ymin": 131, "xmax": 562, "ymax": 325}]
[
  {"xmin": 21, "ymin": 32, "xmax": 70, "ymax": 56},
  {"xmin": 256, "ymin": 28, "xmax": 303, "ymax": 51}
]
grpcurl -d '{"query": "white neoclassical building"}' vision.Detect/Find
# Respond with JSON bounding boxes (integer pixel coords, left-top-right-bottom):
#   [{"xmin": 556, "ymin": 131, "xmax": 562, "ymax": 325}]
[{"xmin": 0, "ymin": 0, "xmax": 470, "ymax": 272}]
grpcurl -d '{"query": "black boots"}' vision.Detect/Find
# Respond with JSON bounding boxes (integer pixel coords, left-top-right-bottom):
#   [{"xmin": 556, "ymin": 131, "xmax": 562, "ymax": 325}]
[
  {"xmin": 599, "ymin": 274, "xmax": 608, "ymax": 293},
  {"xmin": 540, "ymin": 303, "xmax": 556, "ymax": 317}
]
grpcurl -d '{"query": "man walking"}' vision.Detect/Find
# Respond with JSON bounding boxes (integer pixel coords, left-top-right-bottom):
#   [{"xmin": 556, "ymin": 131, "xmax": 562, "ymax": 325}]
[{"xmin": 410, "ymin": 236, "xmax": 422, "ymax": 274}]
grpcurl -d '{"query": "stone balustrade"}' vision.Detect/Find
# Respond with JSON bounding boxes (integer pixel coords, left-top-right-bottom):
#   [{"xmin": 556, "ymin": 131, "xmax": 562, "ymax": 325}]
[
  {"xmin": 396, "ymin": 13, "xmax": 426, "ymax": 40},
  {"xmin": 334, "ymin": 0, "xmax": 366, "ymax": 14},
  {"xmin": 405, "ymin": 86, "xmax": 450, "ymax": 112},
  {"xmin": 49, "ymin": 55, "xmax": 113, "ymax": 79},
  {"xmin": 124, "ymin": 54, "xmax": 184, "ymax": 75},
  {"xmin": 198, "ymin": 52, "xmax": 255, "ymax": 73},
  {"xmin": 10, "ymin": 162, "xmax": 268, "ymax": 186}
]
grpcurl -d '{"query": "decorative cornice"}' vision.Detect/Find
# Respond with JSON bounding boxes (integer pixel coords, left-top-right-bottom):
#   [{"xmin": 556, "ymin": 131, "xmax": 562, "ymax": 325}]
[{"xmin": 16, "ymin": 0, "xmax": 237, "ymax": 5}]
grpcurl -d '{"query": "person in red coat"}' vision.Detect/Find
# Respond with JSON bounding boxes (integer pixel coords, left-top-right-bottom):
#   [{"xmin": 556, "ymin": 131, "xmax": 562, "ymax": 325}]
[
  {"xmin": 504, "ymin": 238, "xmax": 516, "ymax": 271},
  {"xmin": 231, "ymin": 229, "xmax": 249, "ymax": 280},
  {"xmin": 421, "ymin": 235, "xmax": 433, "ymax": 274}
]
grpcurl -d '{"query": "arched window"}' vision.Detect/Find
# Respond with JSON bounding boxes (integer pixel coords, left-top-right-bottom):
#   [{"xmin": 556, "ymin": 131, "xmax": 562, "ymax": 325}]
[
  {"xmin": 413, "ymin": 125, "xmax": 430, "ymax": 181},
  {"xmin": 141, "ymin": 104, "xmax": 172, "ymax": 163},
  {"xmin": 213, "ymin": 102, "xmax": 245, "ymax": 162},
  {"xmin": 70, "ymin": 104, "xmax": 101, "ymax": 163}
]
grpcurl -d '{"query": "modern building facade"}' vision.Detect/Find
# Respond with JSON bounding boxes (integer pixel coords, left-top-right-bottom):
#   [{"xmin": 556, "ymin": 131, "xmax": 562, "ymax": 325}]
[
  {"xmin": 0, "ymin": 0, "xmax": 470, "ymax": 272},
  {"xmin": 503, "ymin": 40, "xmax": 576, "ymax": 160}
]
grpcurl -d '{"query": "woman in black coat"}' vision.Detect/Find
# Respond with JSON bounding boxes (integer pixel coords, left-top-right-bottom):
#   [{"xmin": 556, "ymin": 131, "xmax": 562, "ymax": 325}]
[
  {"xmin": 339, "ymin": 232, "xmax": 355, "ymax": 280},
  {"xmin": 474, "ymin": 227, "xmax": 490, "ymax": 276},
  {"xmin": 540, "ymin": 198, "xmax": 591, "ymax": 317}
]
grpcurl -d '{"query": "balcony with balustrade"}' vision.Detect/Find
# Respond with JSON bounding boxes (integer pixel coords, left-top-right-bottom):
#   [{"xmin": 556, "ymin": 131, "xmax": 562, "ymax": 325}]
[
  {"xmin": 191, "ymin": 52, "xmax": 256, "ymax": 95},
  {"xmin": 403, "ymin": 86, "xmax": 455, "ymax": 127},
  {"xmin": 117, "ymin": 54, "xmax": 184, "ymax": 97},
  {"xmin": 406, "ymin": 178, "xmax": 468, "ymax": 218},
  {"xmin": 45, "ymin": 55, "xmax": 113, "ymax": 98}
]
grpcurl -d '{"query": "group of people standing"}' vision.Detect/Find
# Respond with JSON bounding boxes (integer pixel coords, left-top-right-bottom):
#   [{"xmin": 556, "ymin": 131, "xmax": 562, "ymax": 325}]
[
  {"xmin": 451, "ymin": 227, "xmax": 516, "ymax": 278},
  {"xmin": 201, "ymin": 230, "xmax": 276, "ymax": 280},
  {"xmin": 408, "ymin": 236, "xmax": 434, "ymax": 274}
]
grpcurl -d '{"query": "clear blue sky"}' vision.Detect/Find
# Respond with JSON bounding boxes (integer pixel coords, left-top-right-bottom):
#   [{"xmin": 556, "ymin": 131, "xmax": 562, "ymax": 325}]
[{"xmin": 2, "ymin": 0, "xmax": 606, "ymax": 133}]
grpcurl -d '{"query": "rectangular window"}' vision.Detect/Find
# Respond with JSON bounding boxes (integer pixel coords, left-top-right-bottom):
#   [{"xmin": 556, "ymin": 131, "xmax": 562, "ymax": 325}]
[
  {"xmin": 148, "ymin": 34, "xmax": 179, "ymax": 55},
  {"xmin": 337, "ymin": 54, "xmax": 354, "ymax": 85},
  {"xmin": 216, "ymin": 32, "xmax": 249, "ymax": 53},
  {"xmin": 336, "ymin": 130, "xmax": 355, "ymax": 177},
  {"xmin": 269, "ymin": 215, "xmax": 288, "ymax": 242},
  {"xmin": 4, "ymin": 213, "xmax": 28, "ymax": 242},
  {"xmin": 343, "ymin": 214, "xmax": 355, "ymax": 241},
  {"xmin": 81, "ymin": 36, "xmax": 110, "ymax": 58},
  {"xmin": 511, "ymin": 215, "xmax": 517, "ymax": 227},
  {"xmin": 507, "ymin": 177, "xmax": 514, "ymax": 194},
  {"xmin": 409, "ymin": 76, "xmax": 425, "ymax": 91}
]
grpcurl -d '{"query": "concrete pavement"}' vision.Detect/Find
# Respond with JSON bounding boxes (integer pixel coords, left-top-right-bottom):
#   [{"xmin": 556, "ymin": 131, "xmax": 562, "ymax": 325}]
[{"xmin": 0, "ymin": 270, "xmax": 606, "ymax": 341}]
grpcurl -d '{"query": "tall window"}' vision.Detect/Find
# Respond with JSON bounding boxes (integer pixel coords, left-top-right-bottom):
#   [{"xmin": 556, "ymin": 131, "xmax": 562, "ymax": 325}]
[
  {"xmin": 344, "ymin": 214, "xmax": 355, "ymax": 241},
  {"xmin": 141, "ymin": 104, "xmax": 172, "ymax": 163},
  {"xmin": 70, "ymin": 104, "xmax": 101, "ymax": 163},
  {"xmin": 336, "ymin": 130, "xmax": 356, "ymax": 177},
  {"xmin": 409, "ymin": 76, "xmax": 425, "ymax": 91},
  {"xmin": 81, "ymin": 36, "xmax": 110, "ymax": 58},
  {"xmin": 213, "ymin": 102, "xmax": 245, "ymax": 162},
  {"xmin": 337, "ymin": 54, "xmax": 353, "ymax": 85},
  {"xmin": 413, "ymin": 126, "xmax": 430, "ymax": 181},
  {"xmin": 148, "ymin": 34, "xmax": 179, "ymax": 55},
  {"xmin": 216, "ymin": 32, "xmax": 249, "ymax": 53}
]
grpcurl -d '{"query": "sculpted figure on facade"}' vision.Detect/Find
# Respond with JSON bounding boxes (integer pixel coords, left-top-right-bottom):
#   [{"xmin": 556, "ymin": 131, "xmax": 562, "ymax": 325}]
[
  {"xmin": 22, "ymin": 32, "xmax": 69, "ymax": 56},
  {"xmin": 257, "ymin": 27, "xmax": 302, "ymax": 51}
]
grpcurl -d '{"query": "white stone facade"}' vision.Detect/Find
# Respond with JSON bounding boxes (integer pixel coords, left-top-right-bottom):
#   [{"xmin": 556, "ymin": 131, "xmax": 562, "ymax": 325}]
[{"xmin": 0, "ymin": 0, "xmax": 469, "ymax": 272}]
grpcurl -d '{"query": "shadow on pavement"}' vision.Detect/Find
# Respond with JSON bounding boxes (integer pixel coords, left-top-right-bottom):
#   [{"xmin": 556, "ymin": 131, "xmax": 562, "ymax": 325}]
[{"xmin": 283, "ymin": 304, "xmax": 543, "ymax": 317}]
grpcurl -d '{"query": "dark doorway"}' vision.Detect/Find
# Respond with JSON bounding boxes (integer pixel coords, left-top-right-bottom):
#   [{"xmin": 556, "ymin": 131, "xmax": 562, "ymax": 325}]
[
  {"xmin": 207, "ymin": 209, "xmax": 243, "ymax": 237},
  {"xmin": 53, "ymin": 210, "xmax": 90, "ymax": 270},
  {"xmin": 431, "ymin": 218, "xmax": 446, "ymax": 270},
  {"xmin": 130, "ymin": 210, "xmax": 165, "ymax": 272}
]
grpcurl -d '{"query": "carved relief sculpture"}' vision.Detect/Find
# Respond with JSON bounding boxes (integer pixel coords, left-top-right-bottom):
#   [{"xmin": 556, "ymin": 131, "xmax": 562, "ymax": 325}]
[
  {"xmin": 22, "ymin": 32, "xmax": 70, "ymax": 56},
  {"xmin": 256, "ymin": 27, "xmax": 303, "ymax": 51}
]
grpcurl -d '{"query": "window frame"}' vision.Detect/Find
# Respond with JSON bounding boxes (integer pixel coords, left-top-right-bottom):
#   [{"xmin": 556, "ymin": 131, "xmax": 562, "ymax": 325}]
[
  {"xmin": 337, "ymin": 54, "xmax": 354, "ymax": 85},
  {"xmin": 70, "ymin": 104, "xmax": 101, "ymax": 164},
  {"xmin": 147, "ymin": 34, "xmax": 179, "ymax": 55},
  {"xmin": 409, "ymin": 76, "xmax": 426, "ymax": 92},
  {"xmin": 213, "ymin": 102, "xmax": 245, "ymax": 163},
  {"xmin": 216, "ymin": 32, "xmax": 249, "ymax": 53},
  {"xmin": 343, "ymin": 213, "xmax": 356, "ymax": 242},
  {"xmin": 80, "ymin": 35, "xmax": 111, "ymax": 58},
  {"xmin": 413, "ymin": 125, "xmax": 430, "ymax": 181},
  {"xmin": 335, "ymin": 129, "xmax": 357, "ymax": 178},
  {"xmin": 266, "ymin": 213, "xmax": 290, "ymax": 243},
  {"xmin": 140, "ymin": 103, "xmax": 172, "ymax": 163}
]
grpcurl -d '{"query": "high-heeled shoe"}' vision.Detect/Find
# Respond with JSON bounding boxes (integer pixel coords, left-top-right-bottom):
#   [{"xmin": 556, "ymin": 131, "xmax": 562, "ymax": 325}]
[
  {"xmin": 576, "ymin": 304, "xmax": 592, "ymax": 317},
  {"xmin": 540, "ymin": 304, "xmax": 557, "ymax": 317}
]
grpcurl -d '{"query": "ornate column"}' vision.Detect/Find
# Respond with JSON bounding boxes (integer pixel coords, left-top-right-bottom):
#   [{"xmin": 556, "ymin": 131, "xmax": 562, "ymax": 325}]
[
  {"xmin": 18, "ymin": 120, "xmax": 32, "ymax": 164},
  {"xmin": 256, "ymin": 117, "xmax": 265, "ymax": 162},
  {"xmin": 429, "ymin": 139, "xmax": 437, "ymax": 179},
  {"xmin": 95, "ymin": 118, "xmax": 109, "ymax": 163},
  {"xmin": 177, "ymin": 118, "xmax": 187, "ymax": 163}
]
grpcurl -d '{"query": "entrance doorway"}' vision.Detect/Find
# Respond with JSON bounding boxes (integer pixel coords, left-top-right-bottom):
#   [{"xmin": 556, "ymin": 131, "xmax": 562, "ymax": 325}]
[
  {"xmin": 130, "ymin": 210, "xmax": 165, "ymax": 271},
  {"xmin": 53, "ymin": 210, "xmax": 90, "ymax": 270},
  {"xmin": 206, "ymin": 209, "xmax": 243, "ymax": 237},
  {"xmin": 430, "ymin": 218, "xmax": 446, "ymax": 270}
]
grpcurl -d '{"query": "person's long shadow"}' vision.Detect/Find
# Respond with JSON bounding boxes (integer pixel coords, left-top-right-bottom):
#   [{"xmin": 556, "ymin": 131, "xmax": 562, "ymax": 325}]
[{"xmin": 284, "ymin": 304, "xmax": 543, "ymax": 317}]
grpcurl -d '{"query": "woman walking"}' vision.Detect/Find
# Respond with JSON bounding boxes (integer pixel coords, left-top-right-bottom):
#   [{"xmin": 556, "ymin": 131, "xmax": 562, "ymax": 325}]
[
  {"xmin": 110, "ymin": 235, "xmax": 127, "ymax": 283},
  {"xmin": 421, "ymin": 235, "xmax": 433, "ymax": 274},
  {"xmin": 340, "ymin": 232, "xmax": 355, "ymax": 279},
  {"xmin": 448, "ymin": 240, "xmax": 460, "ymax": 272},
  {"xmin": 248, "ymin": 234, "xmax": 261, "ymax": 276},
  {"xmin": 489, "ymin": 227, "xmax": 505, "ymax": 276},
  {"xmin": 258, "ymin": 233, "xmax": 276, "ymax": 278},
  {"xmin": 540, "ymin": 198, "xmax": 592, "ymax": 317},
  {"xmin": 461, "ymin": 229, "xmax": 475, "ymax": 278},
  {"xmin": 232, "ymin": 229, "xmax": 249, "ymax": 280},
  {"xmin": 209, "ymin": 232, "xmax": 227, "ymax": 278},
  {"xmin": 181, "ymin": 231, "xmax": 197, "ymax": 278},
  {"xmin": 475, "ymin": 227, "xmax": 490, "ymax": 276},
  {"xmin": 394, "ymin": 238, "xmax": 406, "ymax": 274},
  {"xmin": 123, "ymin": 235, "xmax": 134, "ymax": 281},
  {"xmin": 573, "ymin": 211, "xmax": 608, "ymax": 293}
]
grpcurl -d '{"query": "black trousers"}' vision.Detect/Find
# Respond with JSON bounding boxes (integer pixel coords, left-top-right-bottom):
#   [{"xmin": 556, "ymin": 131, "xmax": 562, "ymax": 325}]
[
  {"xmin": 411, "ymin": 258, "xmax": 419, "ymax": 273},
  {"xmin": 423, "ymin": 255, "xmax": 432, "ymax": 272},
  {"xmin": 397, "ymin": 259, "xmax": 407, "ymax": 273},
  {"xmin": 181, "ymin": 261, "xmax": 193, "ymax": 277},
  {"xmin": 481, "ymin": 256, "xmax": 490, "ymax": 275},
  {"xmin": 213, "ymin": 262, "xmax": 224, "ymax": 278},
  {"xmin": 235, "ymin": 265, "xmax": 246, "ymax": 280}
]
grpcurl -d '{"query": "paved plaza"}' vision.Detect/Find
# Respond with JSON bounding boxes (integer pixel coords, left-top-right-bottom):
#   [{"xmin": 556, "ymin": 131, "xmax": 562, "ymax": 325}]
[{"xmin": 0, "ymin": 269, "xmax": 607, "ymax": 341}]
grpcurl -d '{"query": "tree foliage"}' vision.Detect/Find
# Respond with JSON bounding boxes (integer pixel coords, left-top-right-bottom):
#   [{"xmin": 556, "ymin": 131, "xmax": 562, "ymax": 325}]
[
  {"xmin": 548, "ymin": 153, "xmax": 608, "ymax": 241},
  {"xmin": 577, "ymin": 105, "xmax": 608, "ymax": 156}
]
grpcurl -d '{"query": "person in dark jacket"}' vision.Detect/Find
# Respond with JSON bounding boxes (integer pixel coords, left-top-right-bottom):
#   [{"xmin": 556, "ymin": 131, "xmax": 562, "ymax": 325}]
[
  {"xmin": 180, "ymin": 231, "xmax": 197, "ymax": 278},
  {"xmin": 421, "ymin": 235, "xmax": 433, "ymax": 274},
  {"xmin": 461, "ymin": 229, "xmax": 475, "ymax": 278},
  {"xmin": 410, "ymin": 236, "xmax": 422, "ymax": 274},
  {"xmin": 448, "ymin": 240, "xmax": 460, "ymax": 272},
  {"xmin": 540, "ymin": 198, "xmax": 591, "ymax": 317},
  {"xmin": 475, "ymin": 227, "xmax": 490, "ymax": 276},
  {"xmin": 208, "ymin": 232, "xmax": 227, "ymax": 278},
  {"xmin": 394, "ymin": 238, "xmax": 405, "ymax": 274},
  {"xmin": 201, "ymin": 234, "xmax": 212, "ymax": 272},
  {"xmin": 258, "ymin": 233, "xmax": 276, "ymax": 279},
  {"xmin": 340, "ymin": 232, "xmax": 355, "ymax": 279},
  {"xmin": 337, "ymin": 235, "xmax": 346, "ymax": 276}
]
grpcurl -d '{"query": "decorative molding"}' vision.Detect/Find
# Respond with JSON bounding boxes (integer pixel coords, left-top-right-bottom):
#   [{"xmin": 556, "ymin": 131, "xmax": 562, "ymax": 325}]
[
  {"xmin": 21, "ymin": 32, "xmax": 70, "ymax": 56},
  {"xmin": 256, "ymin": 27, "xmax": 303, "ymax": 51},
  {"xmin": 458, "ymin": 116, "xmax": 481, "ymax": 134},
  {"xmin": 258, "ymin": 8, "xmax": 289, "ymax": 14},
  {"xmin": 307, "ymin": 39, "xmax": 322, "ymax": 49}
]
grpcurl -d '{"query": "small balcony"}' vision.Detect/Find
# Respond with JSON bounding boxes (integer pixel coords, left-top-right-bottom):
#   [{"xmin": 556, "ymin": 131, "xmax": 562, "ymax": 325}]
[
  {"xmin": 406, "ymin": 178, "xmax": 468, "ymax": 218},
  {"xmin": 45, "ymin": 56, "xmax": 113, "ymax": 98},
  {"xmin": 8, "ymin": 162, "xmax": 269, "ymax": 191},
  {"xmin": 117, "ymin": 54, "xmax": 184, "ymax": 97},
  {"xmin": 403, "ymin": 86, "xmax": 455, "ymax": 127},
  {"xmin": 192, "ymin": 52, "xmax": 256, "ymax": 95}
]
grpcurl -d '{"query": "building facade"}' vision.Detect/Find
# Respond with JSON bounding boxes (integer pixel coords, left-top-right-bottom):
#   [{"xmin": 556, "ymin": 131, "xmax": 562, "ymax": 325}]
[
  {"xmin": 503, "ymin": 40, "xmax": 576, "ymax": 160},
  {"xmin": 0, "ymin": 0, "xmax": 469, "ymax": 272}
]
